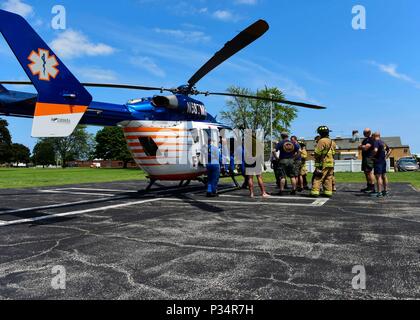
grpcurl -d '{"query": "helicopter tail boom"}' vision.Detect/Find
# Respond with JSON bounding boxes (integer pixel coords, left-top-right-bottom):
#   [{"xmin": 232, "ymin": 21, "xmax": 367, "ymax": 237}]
[{"xmin": 0, "ymin": 9, "xmax": 92, "ymax": 137}]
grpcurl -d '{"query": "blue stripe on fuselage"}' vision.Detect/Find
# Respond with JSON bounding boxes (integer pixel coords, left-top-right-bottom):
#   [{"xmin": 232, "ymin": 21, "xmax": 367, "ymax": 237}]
[{"xmin": 1, "ymin": 91, "xmax": 219, "ymax": 126}]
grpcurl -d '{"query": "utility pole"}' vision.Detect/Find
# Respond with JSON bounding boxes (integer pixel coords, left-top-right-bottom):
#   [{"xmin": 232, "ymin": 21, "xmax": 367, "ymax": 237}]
[{"xmin": 270, "ymin": 93, "xmax": 274, "ymax": 150}]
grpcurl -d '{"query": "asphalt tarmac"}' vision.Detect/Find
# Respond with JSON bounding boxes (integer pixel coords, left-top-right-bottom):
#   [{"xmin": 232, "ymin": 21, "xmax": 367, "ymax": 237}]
[{"xmin": 0, "ymin": 181, "xmax": 418, "ymax": 300}]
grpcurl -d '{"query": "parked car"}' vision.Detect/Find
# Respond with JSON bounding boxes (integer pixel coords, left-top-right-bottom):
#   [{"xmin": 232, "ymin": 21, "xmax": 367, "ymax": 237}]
[{"xmin": 396, "ymin": 158, "xmax": 419, "ymax": 172}]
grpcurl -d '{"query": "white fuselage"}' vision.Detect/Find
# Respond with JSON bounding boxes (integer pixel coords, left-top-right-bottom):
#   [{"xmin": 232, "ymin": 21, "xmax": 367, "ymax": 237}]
[{"xmin": 120, "ymin": 120, "xmax": 221, "ymax": 181}]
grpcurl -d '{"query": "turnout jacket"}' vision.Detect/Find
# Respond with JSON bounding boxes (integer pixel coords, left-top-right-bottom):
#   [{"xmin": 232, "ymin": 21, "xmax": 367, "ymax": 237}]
[{"xmin": 314, "ymin": 138, "xmax": 336, "ymax": 169}]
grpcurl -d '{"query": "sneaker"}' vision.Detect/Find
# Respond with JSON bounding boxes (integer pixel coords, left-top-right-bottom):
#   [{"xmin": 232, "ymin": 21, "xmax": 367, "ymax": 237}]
[
  {"xmin": 382, "ymin": 191, "xmax": 389, "ymax": 197},
  {"xmin": 206, "ymin": 193, "xmax": 218, "ymax": 198},
  {"xmin": 290, "ymin": 190, "xmax": 297, "ymax": 196},
  {"xmin": 360, "ymin": 187, "xmax": 370, "ymax": 192},
  {"xmin": 297, "ymin": 187, "xmax": 303, "ymax": 193},
  {"xmin": 370, "ymin": 192, "xmax": 383, "ymax": 198}
]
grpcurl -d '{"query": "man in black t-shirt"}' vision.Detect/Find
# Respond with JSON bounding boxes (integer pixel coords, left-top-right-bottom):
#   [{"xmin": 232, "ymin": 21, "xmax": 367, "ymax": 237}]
[{"xmin": 358, "ymin": 128, "xmax": 375, "ymax": 193}]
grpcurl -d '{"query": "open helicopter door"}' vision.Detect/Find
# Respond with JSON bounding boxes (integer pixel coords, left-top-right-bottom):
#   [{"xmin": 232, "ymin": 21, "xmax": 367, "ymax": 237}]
[{"xmin": 188, "ymin": 128, "xmax": 202, "ymax": 169}]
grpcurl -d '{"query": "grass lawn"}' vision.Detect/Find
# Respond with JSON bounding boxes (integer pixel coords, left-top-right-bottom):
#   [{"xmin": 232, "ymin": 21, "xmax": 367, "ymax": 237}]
[
  {"xmin": 0, "ymin": 168, "xmax": 147, "ymax": 189},
  {"xmin": 0, "ymin": 168, "xmax": 419, "ymax": 190}
]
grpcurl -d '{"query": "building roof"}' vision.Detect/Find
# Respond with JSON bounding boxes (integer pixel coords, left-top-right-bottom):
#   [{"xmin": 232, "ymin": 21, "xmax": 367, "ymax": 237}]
[{"xmin": 304, "ymin": 136, "xmax": 410, "ymax": 151}]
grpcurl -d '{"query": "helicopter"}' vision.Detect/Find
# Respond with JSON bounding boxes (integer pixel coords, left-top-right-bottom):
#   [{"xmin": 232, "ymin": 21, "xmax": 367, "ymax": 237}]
[{"xmin": 0, "ymin": 9, "xmax": 325, "ymax": 189}]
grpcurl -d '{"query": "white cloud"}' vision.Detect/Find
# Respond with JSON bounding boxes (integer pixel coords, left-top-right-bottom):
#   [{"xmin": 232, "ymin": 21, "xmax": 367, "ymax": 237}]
[
  {"xmin": 1, "ymin": 0, "xmax": 33, "ymax": 18},
  {"xmin": 154, "ymin": 28, "xmax": 211, "ymax": 43},
  {"xmin": 50, "ymin": 29, "xmax": 115, "ymax": 59},
  {"xmin": 213, "ymin": 10, "xmax": 234, "ymax": 21},
  {"xmin": 73, "ymin": 67, "xmax": 118, "ymax": 82},
  {"xmin": 212, "ymin": 9, "xmax": 241, "ymax": 22},
  {"xmin": 130, "ymin": 56, "xmax": 166, "ymax": 78},
  {"xmin": 369, "ymin": 60, "xmax": 420, "ymax": 89},
  {"xmin": 197, "ymin": 7, "xmax": 208, "ymax": 14},
  {"xmin": 235, "ymin": 0, "xmax": 258, "ymax": 5}
]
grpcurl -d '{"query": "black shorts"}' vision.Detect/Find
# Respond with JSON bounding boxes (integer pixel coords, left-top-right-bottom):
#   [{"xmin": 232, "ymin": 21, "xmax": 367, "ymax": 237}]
[{"xmin": 362, "ymin": 157, "xmax": 374, "ymax": 172}]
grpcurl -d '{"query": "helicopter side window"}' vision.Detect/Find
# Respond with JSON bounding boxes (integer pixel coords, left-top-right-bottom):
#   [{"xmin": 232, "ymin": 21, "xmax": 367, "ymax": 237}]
[{"xmin": 138, "ymin": 137, "xmax": 158, "ymax": 157}]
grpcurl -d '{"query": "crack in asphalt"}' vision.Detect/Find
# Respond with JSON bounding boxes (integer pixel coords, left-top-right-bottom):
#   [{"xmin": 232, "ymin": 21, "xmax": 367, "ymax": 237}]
[{"xmin": 67, "ymin": 249, "xmax": 171, "ymax": 299}]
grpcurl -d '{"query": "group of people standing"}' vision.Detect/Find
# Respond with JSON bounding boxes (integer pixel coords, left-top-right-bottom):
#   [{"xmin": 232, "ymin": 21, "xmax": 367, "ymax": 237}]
[
  {"xmin": 271, "ymin": 126, "xmax": 336, "ymax": 198},
  {"xmin": 205, "ymin": 126, "xmax": 391, "ymax": 199}
]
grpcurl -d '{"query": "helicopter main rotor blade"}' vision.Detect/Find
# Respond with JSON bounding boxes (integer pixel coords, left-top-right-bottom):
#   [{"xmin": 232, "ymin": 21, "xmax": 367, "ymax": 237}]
[
  {"xmin": 187, "ymin": 19, "xmax": 269, "ymax": 90},
  {"xmin": 0, "ymin": 81, "xmax": 174, "ymax": 93},
  {"xmin": 199, "ymin": 91, "xmax": 326, "ymax": 110},
  {"xmin": 0, "ymin": 81, "xmax": 326, "ymax": 109},
  {"xmin": 77, "ymin": 83, "xmax": 173, "ymax": 92}
]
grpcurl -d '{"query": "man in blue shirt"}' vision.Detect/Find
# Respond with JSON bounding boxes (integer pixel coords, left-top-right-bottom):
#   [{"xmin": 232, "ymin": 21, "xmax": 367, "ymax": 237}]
[
  {"xmin": 207, "ymin": 136, "xmax": 221, "ymax": 198},
  {"xmin": 275, "ymin": 132, "xmax": 300, "ymax": 195},
  {"xmin": 371, "ymin": 132, "xmax": 391, "ymax": 198}
]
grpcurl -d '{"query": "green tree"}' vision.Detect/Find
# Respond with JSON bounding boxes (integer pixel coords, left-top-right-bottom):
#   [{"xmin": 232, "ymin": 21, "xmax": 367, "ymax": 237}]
[
  {"xmin": 10, "ymin": 143, "xmax": 31, "ymax": 166},
  {"xmin": 220, "ymin": 86, "xmax": 298, "ymax": 142},
  {"xmin": 42, "ymin": 126, "xmax": 95, "ymax": 168},
  {"xmin": 0, "ymin": 118, "xmax": 12, "ymax": 164},
  {"xmin": 94, "ymin": 126, "xmax": 133, "ymax": 168},
  {"xmin": 32, "ymin": 140, "xmax": 56, "ymax": 168}
]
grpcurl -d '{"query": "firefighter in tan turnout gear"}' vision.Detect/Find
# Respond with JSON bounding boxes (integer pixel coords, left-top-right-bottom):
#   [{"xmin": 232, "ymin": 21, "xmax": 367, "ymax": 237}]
[{"xmin": 311, "ymin": 126, "xmax": 336, "ymax": 198}]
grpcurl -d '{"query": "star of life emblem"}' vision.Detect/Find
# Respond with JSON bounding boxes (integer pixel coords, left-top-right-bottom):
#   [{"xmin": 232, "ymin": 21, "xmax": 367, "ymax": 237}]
[{"xmin": 28, "ymin": 49, "xmax": 59, "ymax": 81}]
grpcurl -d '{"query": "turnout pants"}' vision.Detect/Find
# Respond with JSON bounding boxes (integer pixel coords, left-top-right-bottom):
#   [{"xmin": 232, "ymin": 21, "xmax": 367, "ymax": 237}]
[{"xmin": 311, "ymin": 167, "xmax": 334, "ymax": 197}]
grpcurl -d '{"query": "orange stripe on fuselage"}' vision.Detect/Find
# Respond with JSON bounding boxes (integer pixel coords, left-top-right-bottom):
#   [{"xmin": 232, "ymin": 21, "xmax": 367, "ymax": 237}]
[
  {"xmin": 34, "ymin": 102, "xmax": 87, "ymax": 116},
  {"xmin": 125, "ymin": 135, "xmax": 191, "ymax": 140},
  {"xmin": 130, "ymin": 148, "xmax": 184, "ymax": 153},
  {"xmin": 128, "ymin": 142, "xmax": 191, "ymax": 147},
  {"xmin": 123, "ymin": 127, "xmax": 189, "ymax": 133},
  {"xmin": 134, "ymin": 156, "xmax": 180, "ymax": 160}
]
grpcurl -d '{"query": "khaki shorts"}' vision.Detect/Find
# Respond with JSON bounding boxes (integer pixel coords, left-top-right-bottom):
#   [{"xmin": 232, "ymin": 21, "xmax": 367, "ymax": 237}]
[{"xmin": 300, "ymin": 162, "xmax": 308, "ymax": 176}]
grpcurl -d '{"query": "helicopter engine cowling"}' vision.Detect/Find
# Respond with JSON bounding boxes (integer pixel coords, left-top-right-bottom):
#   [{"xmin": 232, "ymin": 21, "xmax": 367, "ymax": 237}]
[{"xmin": 151, "ymin": 94, "xmax": 207, "ymax": 118}]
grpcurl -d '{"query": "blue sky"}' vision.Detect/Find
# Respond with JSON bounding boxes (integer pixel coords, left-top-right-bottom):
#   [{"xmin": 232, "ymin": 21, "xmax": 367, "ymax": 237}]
[{"xmin": 1, "ymin": 0, "xmax": 420, "ymax": 153}]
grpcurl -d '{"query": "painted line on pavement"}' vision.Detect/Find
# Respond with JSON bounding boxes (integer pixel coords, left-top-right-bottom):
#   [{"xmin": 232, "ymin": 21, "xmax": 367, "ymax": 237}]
[
  {"xmin": 0, "ymin": 196, "xmax": 129, "ymax": 216},
  {"xmin": 164, "ymin": 198, "xmax": 330, "ymax": 207},
  {"xmin": 0, "ymin": 198, "xmax": 162, "ymax": 227},
  {"xmin": 40, "ymin": 190, "xmax": 117, "ymax": 197}
]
